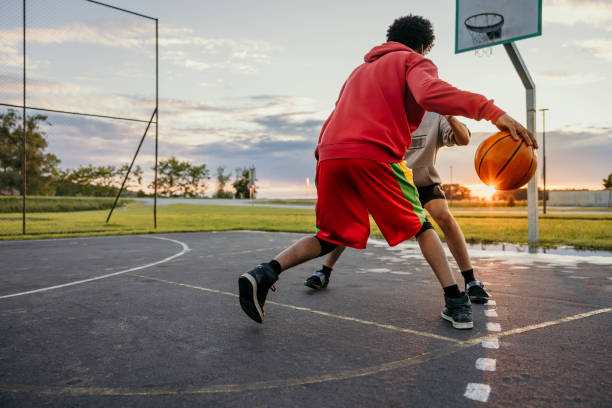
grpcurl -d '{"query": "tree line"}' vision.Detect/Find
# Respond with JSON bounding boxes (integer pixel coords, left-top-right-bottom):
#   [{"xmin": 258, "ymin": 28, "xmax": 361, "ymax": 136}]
[{"xmin": 0, "ymin": 110, "xmax": 255, "ymax": 198}]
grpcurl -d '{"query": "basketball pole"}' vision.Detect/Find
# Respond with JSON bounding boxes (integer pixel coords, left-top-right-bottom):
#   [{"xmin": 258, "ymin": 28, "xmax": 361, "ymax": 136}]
[{"xmin": 503, "ymin": 42, "xmax": 538, "ymax": 247}]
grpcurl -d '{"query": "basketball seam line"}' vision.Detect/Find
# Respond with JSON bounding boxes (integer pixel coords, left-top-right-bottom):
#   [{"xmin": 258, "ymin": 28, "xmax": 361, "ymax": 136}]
[
  {"xmin": 495, "ymin": 140, "xmax": 524, "ymax": 179},
  {"xmin": 478, "ymin": 134, "xmax": 511, "ymax": 175},
  {"xmin": 517, "ymin": 149, "xmax": 535, "ymax": 187}
]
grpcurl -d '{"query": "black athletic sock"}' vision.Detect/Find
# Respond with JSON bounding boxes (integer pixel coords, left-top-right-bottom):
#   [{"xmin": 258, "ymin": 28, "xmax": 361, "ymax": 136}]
[
  {"xmin": 443, "ymin": 284, "xmax": 462, "ymax": 298},
  {"xmin": 269, "ymin": 260, "xmax": 282, "ymax": 276},
  {"xmin": 461, "ymin": 269, "xmax": 475, "ymax": 285},
  {"xmin": 321, "ymin": 265, "xmax": 333, "ymax": 277}
]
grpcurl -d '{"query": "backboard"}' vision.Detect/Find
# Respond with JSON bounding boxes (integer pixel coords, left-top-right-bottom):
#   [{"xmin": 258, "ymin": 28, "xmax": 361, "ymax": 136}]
[{"xmin": 455, "ymin": 0, "xmax": 542, "ymax": 54}]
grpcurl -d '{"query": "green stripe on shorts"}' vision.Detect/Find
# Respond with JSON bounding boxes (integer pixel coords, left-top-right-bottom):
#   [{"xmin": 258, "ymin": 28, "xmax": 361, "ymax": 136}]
[{"xmin": 388, "ymin": 162, "xmax": 427, "ymax": 225}]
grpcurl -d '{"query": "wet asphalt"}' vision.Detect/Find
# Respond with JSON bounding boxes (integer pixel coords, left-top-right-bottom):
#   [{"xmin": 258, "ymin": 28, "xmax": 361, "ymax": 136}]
[{"xmin": 0, "ymin": 231, "xmax": 610, "ymax": 407}]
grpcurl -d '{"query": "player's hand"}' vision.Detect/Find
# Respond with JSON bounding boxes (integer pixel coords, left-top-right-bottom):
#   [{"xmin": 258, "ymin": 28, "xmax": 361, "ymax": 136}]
[{"xmin": 494, "ymin": 113, "xmax": 538, "ymax": 148}]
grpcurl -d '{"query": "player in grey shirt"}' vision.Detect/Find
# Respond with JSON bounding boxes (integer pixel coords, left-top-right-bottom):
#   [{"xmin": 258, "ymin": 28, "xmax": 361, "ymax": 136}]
[{"xmin": 305, "ymin": 112, "xmax": 489, "ymax": 303}]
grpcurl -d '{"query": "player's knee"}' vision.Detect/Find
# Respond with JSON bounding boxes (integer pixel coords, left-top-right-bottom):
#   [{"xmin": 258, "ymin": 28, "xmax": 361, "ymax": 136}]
[
  {"xmin": 315, "ymin": 236, "xmax": 338, "ymax": 256},
  {"xmin": 415, "ymin": 220, "xmax": 434, "ymax": 238},
  {"xmin": 434, "ymin": 211, "xmax": 454, "ymax": 230}
]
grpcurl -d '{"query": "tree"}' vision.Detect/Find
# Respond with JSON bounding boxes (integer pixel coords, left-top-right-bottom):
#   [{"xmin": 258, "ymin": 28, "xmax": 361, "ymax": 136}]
[
  {"xmin": 213, "ymin": 166, "xmax": 233, "ymax": 198},
  {"xmin": 155, "ymin": 157, "xmax": 186, "ymax": 197},
  {"xmin": 506, "ymin": 194, "xmax": 516, "ymax": 207},
  {"xmin": 492, "ymin": 188, "xmax": 548, "ymax": 201},
  {"xmin": 0, "ymin": 110, "xmax": 61, "ymax": 195},
  {"xmin": 152, "ymin": 156, "xmax": 210, "ymax": 197},
  {"xmin": 55, "ymin": 164, "xmax": 143, "ymax": 196},
  {"xmin": 184, "ymin": 163, "xmax": 210, "ymax": 197},
  {"xmin": 604, "ymin": 173, "xmax": 612, "ymax": 189},
  {"xmin": 233, "ymin": 166, "xmax": 257, "ymax": 199},
  {"xmin": 441, "ymin": 184, "xmax": 471, "ymax": 201}
]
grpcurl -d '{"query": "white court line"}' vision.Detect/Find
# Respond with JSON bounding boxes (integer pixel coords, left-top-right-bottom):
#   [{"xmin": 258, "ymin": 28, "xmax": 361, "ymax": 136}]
[
  {"xmin": 481, "ymin": 337, "xmax": 499, "ymax": 349},
  {"xmin": 487, "ymin": 322, "xmax": 502, "ymax": 332},
  {"xmin": 0, "ymin": 236, "xmax": 190, "ymax": 300},
  {"xmin": 484, "ymin": 309, "xmax": 499, "ymax": 318},
  {"xmin": 464, "ymin": 383, "xmax": 491, "ymax": 402},
  {"xmin": 475, "ymin": 358, "xmax": 497, "ymax": 371}
]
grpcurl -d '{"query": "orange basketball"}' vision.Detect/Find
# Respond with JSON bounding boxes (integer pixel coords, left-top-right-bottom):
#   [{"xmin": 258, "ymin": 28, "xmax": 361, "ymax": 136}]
[{"xmin": 474, "ymin": 131, "xmax": 538, "ymax": 191}]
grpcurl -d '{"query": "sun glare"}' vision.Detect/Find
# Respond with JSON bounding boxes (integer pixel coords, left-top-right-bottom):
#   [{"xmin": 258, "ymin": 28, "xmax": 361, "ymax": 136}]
[{"xmin": 468, "ymin": 184, "xmax": 498, "ymax": 201}]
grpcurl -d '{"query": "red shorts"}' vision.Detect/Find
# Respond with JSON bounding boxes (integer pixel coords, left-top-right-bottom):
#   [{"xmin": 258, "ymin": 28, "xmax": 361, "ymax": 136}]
[{"xmin": 315, "ymin": 158, "xmax": 427, "ymax": 249}]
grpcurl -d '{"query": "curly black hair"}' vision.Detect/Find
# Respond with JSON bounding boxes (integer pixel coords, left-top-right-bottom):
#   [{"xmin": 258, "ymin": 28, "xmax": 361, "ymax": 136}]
[{"xmin": 386, "ymin": 15, "xmax": 435, "ymax": 53}]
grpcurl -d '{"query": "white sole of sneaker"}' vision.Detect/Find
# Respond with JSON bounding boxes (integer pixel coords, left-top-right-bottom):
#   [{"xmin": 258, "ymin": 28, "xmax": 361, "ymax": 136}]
[
  {"xmin": 304, "ymin": 282, "xmax": 322, "ymax": 290},
  {"xmin": 441, "ymin": 311, "xmax": 474, "ymax": 329},
  {"xmin": 240, "ymin": 273, "xmax": 263, "ymax": 322}
]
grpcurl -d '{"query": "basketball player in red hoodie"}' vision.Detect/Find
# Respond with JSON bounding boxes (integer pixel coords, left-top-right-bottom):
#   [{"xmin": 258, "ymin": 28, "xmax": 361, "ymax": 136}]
[{"xmin": 238, "ymin": 15, "xmax": 537, "ymax": 329}]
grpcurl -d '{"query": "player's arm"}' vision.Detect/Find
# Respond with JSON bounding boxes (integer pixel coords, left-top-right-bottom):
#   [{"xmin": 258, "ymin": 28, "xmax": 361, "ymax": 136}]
[
  {"xmin": 444, "ymin": 115, "xmax": 470, "ymax": 146},
  {"xmin": 406, "ymin": 58, "xmax": 538, "ymax": 148}
]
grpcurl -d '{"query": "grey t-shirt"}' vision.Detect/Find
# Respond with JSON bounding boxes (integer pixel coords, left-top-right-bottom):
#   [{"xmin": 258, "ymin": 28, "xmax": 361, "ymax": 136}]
[{"xmin": 405, "ymin": 111, "xmax": 469, "ymax": 187}]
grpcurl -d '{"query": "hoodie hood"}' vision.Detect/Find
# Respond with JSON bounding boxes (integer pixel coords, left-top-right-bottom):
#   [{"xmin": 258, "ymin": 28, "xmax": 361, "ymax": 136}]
[{"xmin": 364, "ymin": 41, "xmax": 415, "ymax": 62}]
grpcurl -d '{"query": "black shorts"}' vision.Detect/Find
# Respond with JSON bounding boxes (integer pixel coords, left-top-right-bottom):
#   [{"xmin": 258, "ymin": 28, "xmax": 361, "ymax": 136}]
[{"xmin": 417, "ymin": 183, "xmax": 446, "ymax": 206}]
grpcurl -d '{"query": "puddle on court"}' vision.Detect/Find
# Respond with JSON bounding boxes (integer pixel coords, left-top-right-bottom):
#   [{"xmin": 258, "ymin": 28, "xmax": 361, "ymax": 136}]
[{"xmin": 466, "ymin": 243, "xmax": 612, "ymax": 258}]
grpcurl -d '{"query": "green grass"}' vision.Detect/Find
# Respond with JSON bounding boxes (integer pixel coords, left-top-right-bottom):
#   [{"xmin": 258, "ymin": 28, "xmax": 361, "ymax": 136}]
[
  {"xmin": 254, "ymin": 199, "xmax": 316, "ymax": 206},
  {"xmin": 255, "ymin": 199, "xmax": 612, "ymax": 212},
  {"xmin": 254, "ymin": 199, "xmax": 530, "ymax": 208},
  {"xmin": 0, "ymin": 202, "xmax": 611, "ymax": 251},
  {"xmin": 0, "ymin": 196, "xmax": 132, "ymax": 213}
]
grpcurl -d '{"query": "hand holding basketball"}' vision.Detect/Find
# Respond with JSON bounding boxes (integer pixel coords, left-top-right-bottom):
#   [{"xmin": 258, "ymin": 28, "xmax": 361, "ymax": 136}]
[
  {"xmin": 474, "ymin": 131, "xmax": 537, "ymax": 190},
  {"xmin": 494, "ymin": 113, "xmax": 538, "ymax": 149}
]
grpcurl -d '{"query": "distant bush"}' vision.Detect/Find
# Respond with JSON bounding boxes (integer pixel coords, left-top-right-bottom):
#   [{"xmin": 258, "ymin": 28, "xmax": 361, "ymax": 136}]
[
  {"xmin": 0, "ymin": 196, "xmax": 132, "ymax": 213},
  {"xmin": 507, "ymin": 195, "xmax": 516, "ymax": 207}
]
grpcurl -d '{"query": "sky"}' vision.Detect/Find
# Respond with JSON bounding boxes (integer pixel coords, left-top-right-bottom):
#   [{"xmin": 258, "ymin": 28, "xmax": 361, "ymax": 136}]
[{"xmin": 0, "ymin": 0, "xmax": 610, "ymax": 198}]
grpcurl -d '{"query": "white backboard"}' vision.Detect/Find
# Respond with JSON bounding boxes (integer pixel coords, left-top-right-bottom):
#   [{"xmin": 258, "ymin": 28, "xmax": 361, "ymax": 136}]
[{"xmin": 455, "ymin": 0, "xmax": 542, "ymax": 53}]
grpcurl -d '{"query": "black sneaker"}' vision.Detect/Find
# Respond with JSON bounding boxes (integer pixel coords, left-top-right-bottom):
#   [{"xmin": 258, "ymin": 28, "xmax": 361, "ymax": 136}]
[
  {"xmin": 304, "ymin": 270, "xmax": 330, "ymax": 290},
  {"xmin": 466, "ymin": 280, "xmax": 489, "ymax": 304},
  {"xmin": 441, "ymin": 293, "xmax": 473, "ymax": 329},
  {"xmin": 238, "ymin": 263, "xmax": 278, "ymax": 323}
]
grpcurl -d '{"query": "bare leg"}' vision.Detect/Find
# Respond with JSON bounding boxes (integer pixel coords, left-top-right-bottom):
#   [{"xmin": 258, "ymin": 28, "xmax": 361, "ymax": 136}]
[
  {"xmin": 424, "ymin": 199, "xmax": 472, "ymax": 271},
  {"xmin": 323, "ymin": 246, "xmax": 346, "ymax": 268},
  {"xmin": 416, "ymin": 228, "xmax": 456, "ymax": 288},
  {"xmin": 274, "ymin": 236, "xmax": 323, "ymax": 272}
]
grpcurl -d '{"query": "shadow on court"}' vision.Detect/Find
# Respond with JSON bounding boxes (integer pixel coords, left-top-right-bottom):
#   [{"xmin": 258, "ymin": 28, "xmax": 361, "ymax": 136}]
[{"xmin": 1, "ymin": 231, "xmax": 610, "ymax": 407}]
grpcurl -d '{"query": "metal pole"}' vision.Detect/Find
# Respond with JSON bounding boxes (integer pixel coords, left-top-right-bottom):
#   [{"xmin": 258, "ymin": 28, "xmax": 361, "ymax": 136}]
[
  {"xmin": 106, "ymin": 108, "xmax": 157, "ymax": 223},
  {"xmin": 22, "ymin": 0, "xmax": 26, "ymax": 235},
  {"xmin": 503, "ymin": 42, "xmax": 538, "ymax": 246},
  {"xmin": 539, "ymin": 108, "xmax": 549, "ymax": 214},
  {"xmin": 154, "ymin": 19, "xmax": 159, "ymax": 228}
]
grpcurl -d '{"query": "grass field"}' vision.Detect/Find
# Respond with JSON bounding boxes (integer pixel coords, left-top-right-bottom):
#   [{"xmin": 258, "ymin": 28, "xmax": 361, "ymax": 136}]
[
  {"xmin": 254, "ymin": 199, "xmax": 531, "ymax": 208},
  {"xmin": 1, "ymin": 201, "xmax": 611, "ymax": 251},
  {"xmin": 0, "ymin": 196, "xmax": 132, "ymax": 213}
]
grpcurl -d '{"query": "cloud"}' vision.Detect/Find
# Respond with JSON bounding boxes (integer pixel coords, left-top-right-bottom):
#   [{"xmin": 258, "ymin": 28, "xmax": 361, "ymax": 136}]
[
  {"xmin": 576, "ymin": 38, "xmax": 612, "ymax": 62},
  {"xmin": 536, "ymin": 70, "xmax": 605, "ymax": 85},
  {"xmin": 0, "ymin": 21, "xmax": 154, "ymax": 49},
  {"xmin": 158, "ymin": 27, "xmax": 279, "ymax": 75},
  {"xmin": 544, "ymin": 0, "xmax": 612, "ymax": 31},
  {"xmin": 158, "ymin": 94, "xmax": 325, "ymax": 147},
  {"xmin": 35, "ymin": 113, "xmax": 153, "ymax": 168},
  {"xmin": 3, "ymin": 93, "xmax": 325, "ymax": 186},
  {"xmin": 0, "ymin": 70, "xmax": 156, "ymax": 120},
  {"xmin": 0, "ymin": 20, "xmax": 278, "ymax": 76}
]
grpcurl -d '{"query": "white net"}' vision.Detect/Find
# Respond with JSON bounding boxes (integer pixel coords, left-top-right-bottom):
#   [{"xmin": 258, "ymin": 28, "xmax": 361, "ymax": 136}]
[{"xmin": 464, "ymin": 13, "xmax": 504, "ymax": 57}]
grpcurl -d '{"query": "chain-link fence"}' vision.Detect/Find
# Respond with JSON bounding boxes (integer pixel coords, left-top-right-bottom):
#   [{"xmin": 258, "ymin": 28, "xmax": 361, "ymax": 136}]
[{"xmin": 0, "ymin": 0, "xmax": 158, "ymax": 235}]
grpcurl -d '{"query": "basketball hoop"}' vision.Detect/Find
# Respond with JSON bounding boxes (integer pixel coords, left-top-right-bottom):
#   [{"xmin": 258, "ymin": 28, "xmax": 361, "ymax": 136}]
[{"xmin": 464, "ymin": 13, "xmax": 504, "ymax": 57}]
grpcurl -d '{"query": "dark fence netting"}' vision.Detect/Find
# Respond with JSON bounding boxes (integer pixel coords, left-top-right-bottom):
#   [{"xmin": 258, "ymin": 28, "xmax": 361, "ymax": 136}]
[{"xmin": 0, "ymin": 0, "xmax": 158, "ymax": 235}]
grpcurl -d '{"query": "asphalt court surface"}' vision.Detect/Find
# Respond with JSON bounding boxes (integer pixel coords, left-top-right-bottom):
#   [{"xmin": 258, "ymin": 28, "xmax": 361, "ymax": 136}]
[{"xmin": 0, "ymin": 231, "xmax": 610, "ymax": 407}]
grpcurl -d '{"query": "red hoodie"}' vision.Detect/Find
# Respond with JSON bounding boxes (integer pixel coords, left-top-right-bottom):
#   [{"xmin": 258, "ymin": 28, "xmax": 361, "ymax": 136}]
[{"xmin": 315, "ymin": 42, "xmax": 505, "ymax": 163}]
